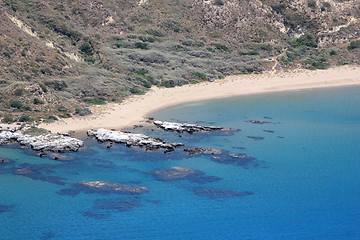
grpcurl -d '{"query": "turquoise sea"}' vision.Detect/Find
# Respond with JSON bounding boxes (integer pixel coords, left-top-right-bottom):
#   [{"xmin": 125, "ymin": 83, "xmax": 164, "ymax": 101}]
[{"xmin": 1, "ymin": 86, "xmax": 360, "ymax": 239}]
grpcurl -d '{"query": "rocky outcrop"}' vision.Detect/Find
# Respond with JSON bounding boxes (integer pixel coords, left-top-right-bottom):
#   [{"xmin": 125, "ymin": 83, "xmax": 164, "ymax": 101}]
[
  {"xmin": 184, "ymin": 147, "xmax": 222, "ymax": 155},
  {"xmin": 0, "ymin": 131, "xmax": 84, "ymax": 152},
  {"xmin": 153, "ymin": 121, "xmax": 223, "ymax": 133},
  {"xmin": 87, "ymin": 128, "xmax": 184, "ymax": 151}
]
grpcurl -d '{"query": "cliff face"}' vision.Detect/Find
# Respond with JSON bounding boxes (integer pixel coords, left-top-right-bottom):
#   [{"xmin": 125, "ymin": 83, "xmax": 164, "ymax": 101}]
[{"xmin": 0, "ymin": 0, "xmax": 359, "ymax": 121}]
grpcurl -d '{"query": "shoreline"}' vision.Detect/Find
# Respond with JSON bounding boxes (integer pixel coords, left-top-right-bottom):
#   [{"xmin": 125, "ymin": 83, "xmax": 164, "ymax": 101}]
[{"xmin": 39, "ymin": 66, "xmax": 360, "ymax": 133}]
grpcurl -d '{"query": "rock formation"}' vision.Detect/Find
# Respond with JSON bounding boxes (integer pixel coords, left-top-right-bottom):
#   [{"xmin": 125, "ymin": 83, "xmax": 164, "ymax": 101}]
[
  {"xmin": 0, "ymin": 131, "xmax": 84, "ymax": 152},
  {"xmin": 153, "ymin": 120, "xmax": 223, "ymax": 133},
  {"xmin": 87, "ymin": 128, "xmax": 184, "ymax": 151}
]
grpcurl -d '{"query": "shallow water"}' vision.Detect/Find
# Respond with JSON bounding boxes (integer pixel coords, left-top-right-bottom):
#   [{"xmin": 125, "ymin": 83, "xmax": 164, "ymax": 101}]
[{"xmin": 1, "ymin": 86, "xmax": 360, "ymax": 239}]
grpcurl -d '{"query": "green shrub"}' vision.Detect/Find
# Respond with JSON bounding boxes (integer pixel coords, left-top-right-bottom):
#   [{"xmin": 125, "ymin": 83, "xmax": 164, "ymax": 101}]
[
  {"xmin": 79, "ymin": 42, "xmax": 93, "ymax": 55},
  {"xmin": 39, "ymin": 83, "xmax": 48, "ymax": 93},
  {"xmin": 160, "ymin": 80, "xmax": 176, "ymax": 88},
  {"xmin": 3, "ymin": 52, "xmax": 11, "ymax": 58},
  {"xmin": 329, "ymin": 50, "xmax": 337, "ymax": 56},
  {"xmin": 308, "ymin": 0, "xmax": 316, "ymax": 9},
  {"xmin": 271, "ymin": 4, "xmax": 286, "ymax": 14},
  {"xmin": 48, "ymin": 115, "xmax": 58, "ymax": 121},
  {"xmin": 130, "ymin": 87, "xmax": 144, "ymax": 95},
  {"xmin": 145, "ymin": 29, "xmax": 164, "ymax": 37},
  {"xmin": 75, "ymin": 107, "xmax": 92, "ymax": 116},
  {"xmin": 10, "ymin": 100, "xmax": 23, "ymax": 109},
  {"xmin": 57, "ymin": 106, "xmax": 69, "ymax": 112},
  {"xmin": 213, "ymin": 43, "xmax": 229, "ymax": 52},
  {"xmin": 135, "ymin": 42, "xmax": 149, "ymax": 50},
  {"xmin": 2, "ymin": 115, "xmax": 14, "ymax": 123},
  {"xmin": 33, "ymin": 98, "xmax": 44, "ymax": 105},
  {"xmin": 19, "ymin": 115, "xmax": 32, "ymax": 122},
  {"xmin": 44, "ymin": 81, "xmax": 67, "ymax": 91},
  {"xmin": 348, "ymin": 40, "xmax": 360, "ymax": 50},
  {"xmin": 23, "ymin": 127, "xmax": 50, "ymax": 136},
  {"xmin": 293, "ymin": 34, "xmax": 318, "ymax": 48},
  {"xmin": 85, "ymin": 97, "xmax": 107, "ymax": 105},
  {"xmin": 59, "ymin": 113, "xmax": 72, "ymax": 118},
  {"xmin": 24, "ymin": 106, "xmax": 32, "ymax": 111},
  {"xmin": 133, "ymin": 68, "xmax": 149, "ymax": 75},
  {"xmin": 239, "ymin": 51, "xmax": 259, "ymax": 56},
  {"xmin": 140, "ymin": 80, "xmax": 151, "ymax": 88},
  {"xmin": 191, "ymin": 72, "xmax": 207, "ymax": 81},
  {"xmin": 213, "ymin": 0, "xmax": 224, "ymax": 6},
  {"xmin": 14, "ymin": 88, "xmax": 23, "ymax": 96},
  {"xmin": 115, "ymin": 41, "xmax": 125, "ymax": 48},
  {"xmin": 139, "ymin": 36, "xmax": 155, "ymax": 43}
]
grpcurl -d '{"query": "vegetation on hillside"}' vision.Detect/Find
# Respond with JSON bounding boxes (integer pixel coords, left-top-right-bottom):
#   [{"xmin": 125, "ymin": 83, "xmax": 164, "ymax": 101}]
[{"xmin": 0, "ymin": 0, "xmax": 359, "ymax": 123}]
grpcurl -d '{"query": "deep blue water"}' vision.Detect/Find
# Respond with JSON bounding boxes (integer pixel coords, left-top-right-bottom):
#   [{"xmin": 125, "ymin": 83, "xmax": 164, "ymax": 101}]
[{"xmin": 1, "ymin": 86, "xmax": 360, "ymax": 239}]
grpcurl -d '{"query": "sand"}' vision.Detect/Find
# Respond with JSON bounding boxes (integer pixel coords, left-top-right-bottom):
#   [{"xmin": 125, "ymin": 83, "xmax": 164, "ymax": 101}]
[{"xmin": 39, "ymin": 66, "xmax": 360, "ymax": 133}]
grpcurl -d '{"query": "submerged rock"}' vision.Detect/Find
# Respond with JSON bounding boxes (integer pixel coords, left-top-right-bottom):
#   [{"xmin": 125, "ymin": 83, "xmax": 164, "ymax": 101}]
[
  {"xmin": 153, "ymin": 120, "xmax": 223, "ymax": 133},
  {"xmin": 14, "ymin": 166, "xmax": 67, "ymax": 185},
  {"xmin": 77, "ymin": 181, "xmax": 149, "ymax": 195},
  {"xmin": 87, "ymin": 128, "xmax": 184, "ymax": 151},
  {"xmin": 0, "ymin": 131, "xmax": 84, "ymax": 152},
  {"xmin": 184, "ymin": 147, "xmax": 222, "ymax": 155},
  {"xmin": 92, "ymin": 199, "xmax": 141, "ymax": 212},
  {"xmin": 211, "ymin": 153, "xmax": 257, "ymax": 167},
  {"xmin": 0, "ymin": 204, "xmax": 14, "ymax": 214},
  {"xmin": 193, "ymin": 188, "xmax": 254, "ymax": 199},
  {"xmin": 150, "ymin": 167, "xmax": 222, "ymax": 183},
  {"xmin": 247, "ymin": 136, "xmax": 264, "ymax": 141},
  {"xmin": 0, "ymin": 158, "xmax": 12, "ymax": 164}
]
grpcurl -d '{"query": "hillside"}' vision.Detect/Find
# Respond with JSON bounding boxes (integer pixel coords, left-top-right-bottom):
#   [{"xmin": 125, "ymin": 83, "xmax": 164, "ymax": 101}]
[{"xmin": 0, "ymin": 0, "xmax": 359, "ymax": 124}]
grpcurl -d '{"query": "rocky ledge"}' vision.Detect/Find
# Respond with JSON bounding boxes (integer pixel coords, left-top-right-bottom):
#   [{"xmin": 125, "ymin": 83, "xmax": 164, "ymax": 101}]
[
  {"xmin": 153, "ymin": 120, "xmax": 223, "ymax": 133},
  {"xmin": 0, "ymin": 131, "xmax": 84, "ymax": 152},
  {"xmin": 87, "ymin": 128, "xmax": 184, "ymax": 151}
]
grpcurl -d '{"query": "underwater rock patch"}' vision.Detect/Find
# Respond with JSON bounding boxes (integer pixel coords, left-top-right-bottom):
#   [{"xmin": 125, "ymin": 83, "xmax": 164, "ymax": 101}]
[
  {"xmin": 150, "ymin": 167, "xmax": 222, "ymax": 183},
  {"xmin": 153, "ymin": 120, "xmax": 223, "ymax": 133},
  {"xmin": 0, "ymin": 204, "xmax": 14, "ymax": 213},
  {"xmin": 184, "ymin": 147, "xmax": 222, "ymax": 155},
  {"xmin": 193, "ymin": 188, "xmax": 254, "ymax": 199},
  {"xmin": 92, "ymin": 199, "xmax": 141, "ymax": 212},
  {"xmin": 0, "ymin": 158, "xmax": 12, "ymax": 165},
  {"xmin": 59, "ymin": 181, "xmax": 149, "ymax": 196},
  {"xmin": 14, "ymin": 166, "xmax": 67, "ymax": 185},
  {"xmin": 87, "ymin": 128, "xmax": 184, "ymax": 151},
  {"xmin": 82, "ymin": 210, "xmax": 109, "ymax": 219},
  {"xmin": 211, "ymin": 153, "xmax": 257, "ymax": 167},
  {"xmin": 247, "ymin": 136, "xmax": 265, "ymax": 141},
  {"xmin": 263, "ymin": 130, "xmax": 275, "ymax": 133}
]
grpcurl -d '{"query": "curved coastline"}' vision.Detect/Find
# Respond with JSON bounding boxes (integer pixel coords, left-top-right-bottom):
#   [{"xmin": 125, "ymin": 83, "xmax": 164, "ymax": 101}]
[{"xmin": 39, "ymin": 66, "xmax": 360, "ymax": 133}]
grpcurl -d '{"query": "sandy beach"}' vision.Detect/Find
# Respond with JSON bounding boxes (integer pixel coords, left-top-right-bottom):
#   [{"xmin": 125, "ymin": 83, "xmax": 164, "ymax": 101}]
[{"xmin": 39, "ymin": 66, "xmax": 360, "ymax": 133}]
